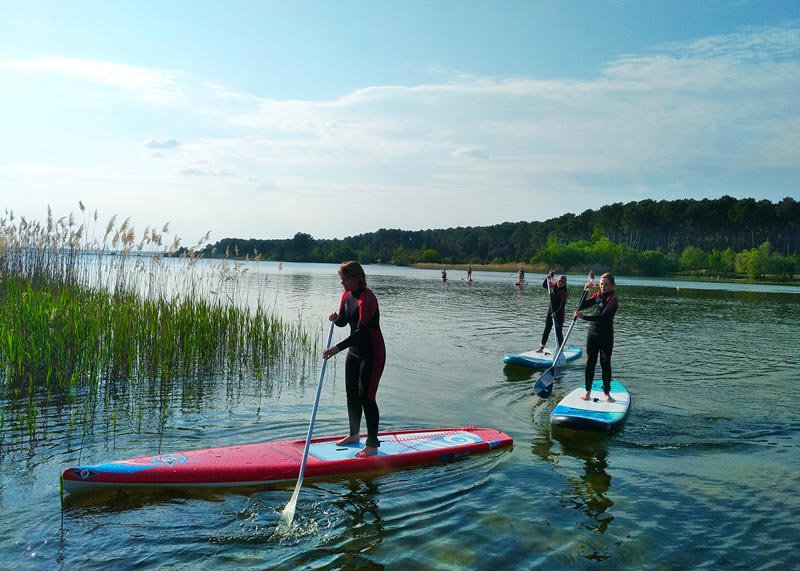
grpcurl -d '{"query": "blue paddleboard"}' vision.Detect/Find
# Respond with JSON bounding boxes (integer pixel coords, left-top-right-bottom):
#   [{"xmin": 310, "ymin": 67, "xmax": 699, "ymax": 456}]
[
  {"xmin": 551, "ymin": 380, "xmax": 631, "ymax": 432},
  {"xmin": 503, "ymin": 345, "xmax": 582, "ymax": 368}
]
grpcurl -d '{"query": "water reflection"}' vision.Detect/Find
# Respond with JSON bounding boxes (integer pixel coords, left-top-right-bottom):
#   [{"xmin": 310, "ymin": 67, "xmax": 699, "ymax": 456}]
[
  {"xmin": 554, "ymin": 431, "xmax": 614, "ymax": 531},
  {"xmin": 338, "ymin": 479, "xmax": 384, "ymax": 533},
  {"xmin": 502, "ymin": 364, "xmax": 536, "ymax": 383},
  {"xmin": 533, "ymin": 428, "xmax": 615, "ymax": 560},
  {"xmin": 329, "ymin": 479, "xmax": 387, "ymax": 569},
  {"xmin": 61, "ymin": 484, "xmax": 233, "ymax": 513}
]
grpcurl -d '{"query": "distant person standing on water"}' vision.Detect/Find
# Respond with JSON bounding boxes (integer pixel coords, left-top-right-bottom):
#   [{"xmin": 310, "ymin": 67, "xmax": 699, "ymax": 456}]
[
  {"xmin": 575, "ymin": 272, "xmax": 618, "ymax": 402},
  {"xmin": 466, "ymin": 265, "xmax": 472, "ymax": 281},
  {"xmin": 536, "ymin": 270, "xmax": 567, "ymax": 353},
  {"xmin": 322, "ymin": 261, "xmax": 386, "ymax": 457},
  {"xmin": 517, "ymin": 265, "xmax": 525, "ymax": 285},
  {"xmin": 441, "ymin": 269, "xmax": 447, "ymax": 282}
]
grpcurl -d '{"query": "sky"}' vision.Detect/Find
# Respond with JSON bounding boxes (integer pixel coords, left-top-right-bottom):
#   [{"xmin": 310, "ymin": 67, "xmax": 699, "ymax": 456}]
[{"xmin": 1, "ymin": 1, "xmax": 799, "ymax": 248}]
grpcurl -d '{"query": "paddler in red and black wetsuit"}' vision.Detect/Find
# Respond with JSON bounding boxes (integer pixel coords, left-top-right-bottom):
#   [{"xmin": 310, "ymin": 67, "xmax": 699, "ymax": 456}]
[
  {"xmin": 575, "ymin": 272, "xmax": 619, "ymax": 402},
  {"xmin": 536, "ymin": 269, "xmax": 568, "ymax": 353},
  {"xmin": 322, "ymin": 261, "xmax": 386, "ymax": 457}
]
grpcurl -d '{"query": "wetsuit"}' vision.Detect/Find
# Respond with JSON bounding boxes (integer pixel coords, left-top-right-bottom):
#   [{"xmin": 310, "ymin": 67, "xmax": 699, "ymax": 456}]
[
  {"xmin": 541, "ymin": 277, "xmax": 568, "ymax": 348},
  {"xmin": 579, "ymin": 290, "xmax": 619, "ymax": 395},
  {"xmin": 333, "ymin": 287, "xmax": 386, "ymax": 449}
]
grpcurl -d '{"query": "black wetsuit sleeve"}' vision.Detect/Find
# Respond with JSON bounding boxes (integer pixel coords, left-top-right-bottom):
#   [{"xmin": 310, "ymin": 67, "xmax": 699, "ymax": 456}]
[
  {"xmin": 579, "ymin": 291, "xmax": 597, "ymax": 311},
  {"xmin": 581, "ymin": 292, "xmax": 618, "ymax": 323}
]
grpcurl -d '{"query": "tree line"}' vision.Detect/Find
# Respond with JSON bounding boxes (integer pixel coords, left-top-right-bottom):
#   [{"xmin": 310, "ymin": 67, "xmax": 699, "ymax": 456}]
[{"xmin": 197, "ymin": 196, "xmax": 799, "ymax": 279}]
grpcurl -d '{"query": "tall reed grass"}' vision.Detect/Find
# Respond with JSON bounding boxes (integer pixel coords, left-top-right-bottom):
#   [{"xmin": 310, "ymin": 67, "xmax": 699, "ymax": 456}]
[{"xmin": 0, "ymin": 204, "xmax": 316, "ymax": 452}]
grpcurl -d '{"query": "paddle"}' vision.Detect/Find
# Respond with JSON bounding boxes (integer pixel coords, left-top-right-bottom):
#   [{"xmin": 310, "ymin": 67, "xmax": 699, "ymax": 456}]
[
  {"xmin": 534, "ymin": 271, "xmax": 594, "ymax": 399},
  {"xmin": 541, "ymin": 270, "xmax": 557, "ymax": 353},
  {"xmin": 277, "ymin": 320, "xmax": 335, "ymax": 532}
]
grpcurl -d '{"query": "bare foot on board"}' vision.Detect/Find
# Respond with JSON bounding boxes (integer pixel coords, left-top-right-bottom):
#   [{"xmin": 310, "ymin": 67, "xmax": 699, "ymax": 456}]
[
  {"xmin": 604, "ymin": 394, "xmax": 616, "ymax": 403},
  {"xmin": 355, "ymin": 446, "xmax": 378, "ymax": 457},
  {"xmin": 337, "ymin": 435, "xmax": 360, "ymax": 446},
  {"xmin": 580, "ymin": 392, "xmax": 591, "ymax": 401}
]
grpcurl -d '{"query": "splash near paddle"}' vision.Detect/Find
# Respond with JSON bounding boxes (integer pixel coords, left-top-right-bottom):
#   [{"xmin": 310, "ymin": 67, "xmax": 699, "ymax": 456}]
[{"xmin": 61, "ymin": 427, "xmax": 513, "ymax": 494}]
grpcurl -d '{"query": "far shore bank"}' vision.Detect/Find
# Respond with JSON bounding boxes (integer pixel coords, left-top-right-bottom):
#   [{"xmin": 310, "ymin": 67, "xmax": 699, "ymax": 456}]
[
  {"xmin": 411, "ymin": 262, "xmax": 549, "ymax": 273},
  {"xmin": 409, "ymin": 262, "xmax": 799, "ymax": 286}
]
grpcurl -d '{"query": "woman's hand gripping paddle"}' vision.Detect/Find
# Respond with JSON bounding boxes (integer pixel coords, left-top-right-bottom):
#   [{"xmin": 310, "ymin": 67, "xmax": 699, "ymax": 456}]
[
  {"xmin": 277, "ymin": 321, "xmax": 335, "ymax": 533},
  {"xmin": 534, "ymin": 271, "xmax": 594, "ymax": 399}
]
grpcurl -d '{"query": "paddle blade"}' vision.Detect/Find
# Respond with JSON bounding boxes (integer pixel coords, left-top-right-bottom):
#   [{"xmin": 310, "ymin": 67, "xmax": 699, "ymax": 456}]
[
  {"xmin": 534, "ymin": 369, "xmax": 555, "ymax": 399},
  {"xmin": 277, "ymin": 489, "xmax": 300, "ymax": 533}
]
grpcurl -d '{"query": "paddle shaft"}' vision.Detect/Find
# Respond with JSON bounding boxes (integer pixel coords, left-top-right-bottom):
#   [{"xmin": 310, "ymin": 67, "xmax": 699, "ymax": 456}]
[
  {"xmin": 549, "ymin": 275, "xmax": 593, "ymax": 366},
  {"xmin": 543, "ymin": 272, "xmax": 556, "ymax": 344},
  {"xmin": 294, "ymin": 321, "xmax": 335, "ymax": 487},
  {"xmin": 280, "ymin": 321, "xmax": 335, "ymax": 528}
]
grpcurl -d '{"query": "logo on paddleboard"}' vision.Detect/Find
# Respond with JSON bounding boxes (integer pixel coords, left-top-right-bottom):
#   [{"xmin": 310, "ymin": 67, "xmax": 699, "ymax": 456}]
[
  {"xmin": 74, "ymin": 468, "xmax": 97, "ymax": 480},
  {"xmin": 151, "ymin": 454, "xmax": 188, "ymax": 466}
]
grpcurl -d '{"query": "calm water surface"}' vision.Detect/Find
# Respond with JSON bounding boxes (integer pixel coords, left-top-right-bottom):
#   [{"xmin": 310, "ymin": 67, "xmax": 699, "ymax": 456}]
[{"xmin": 1, "ymin": 262, "xmax": 798, "ymax": 570}]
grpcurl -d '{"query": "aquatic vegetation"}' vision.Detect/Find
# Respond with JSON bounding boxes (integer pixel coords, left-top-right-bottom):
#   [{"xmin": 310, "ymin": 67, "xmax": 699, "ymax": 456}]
[{"xmin": 0, "ymin": 205, "xmax": 316, "ymax": 452}]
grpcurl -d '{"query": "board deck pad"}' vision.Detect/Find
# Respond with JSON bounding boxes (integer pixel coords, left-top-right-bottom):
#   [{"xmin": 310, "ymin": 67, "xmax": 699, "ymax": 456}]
[
  {"xmin": 551, "ymin": 380, "xmax": 631, "ymax": 432},
  {"xmin": 503, "ymin": 345, "xmax": 582, "ymax": 368},
  {"xmin": 309, "ymin": 430, "xmax": 488, "ymax": 460},
  {"xmin": 61, "ymin": 427, "xmax": 513, "ymax": 494}
]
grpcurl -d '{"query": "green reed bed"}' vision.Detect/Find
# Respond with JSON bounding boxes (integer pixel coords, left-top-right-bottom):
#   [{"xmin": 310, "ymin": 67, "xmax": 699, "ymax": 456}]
[{"xmin": 0, "ymin": 205, "xmax": 317, "ymax": 453}]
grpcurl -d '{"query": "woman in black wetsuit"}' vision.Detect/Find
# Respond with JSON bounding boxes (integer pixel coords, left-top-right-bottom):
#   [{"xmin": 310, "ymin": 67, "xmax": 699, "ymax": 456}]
[
  {"xmin": 536, "ymin": 269, "xmax": 567, "ymax": 353},
  {"xmin": 575, "ymin": 272, "xmax": 619, "ymax": 402},
  {"xmin": 322, "ymin": 261, "xmax": 386, "ymax": 457}
]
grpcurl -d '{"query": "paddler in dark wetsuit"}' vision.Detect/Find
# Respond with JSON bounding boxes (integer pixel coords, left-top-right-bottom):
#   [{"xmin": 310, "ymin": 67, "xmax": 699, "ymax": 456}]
[
  {"xmin": 535, "ymin": 269, "xmax": 568, "ymax": 353},
  {"xmin": 575, "ymin": 272, "xmax": 619, "ymax": 402},
  {"xmin": 322, "ymin": 261, "xmax": 386, "ymax": 457}
]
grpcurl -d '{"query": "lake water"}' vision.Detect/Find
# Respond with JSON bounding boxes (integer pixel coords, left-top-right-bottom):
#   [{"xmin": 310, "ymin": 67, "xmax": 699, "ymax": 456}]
[{"xmin": 1, "ymin": 262, "xmax": 798, "ymax": 570}]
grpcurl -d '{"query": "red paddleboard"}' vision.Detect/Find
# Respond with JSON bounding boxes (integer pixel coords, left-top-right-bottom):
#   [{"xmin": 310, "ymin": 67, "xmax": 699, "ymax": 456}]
[{"xmin": 61, "ymin": 427, "xmax": 513, "ymax": 494}]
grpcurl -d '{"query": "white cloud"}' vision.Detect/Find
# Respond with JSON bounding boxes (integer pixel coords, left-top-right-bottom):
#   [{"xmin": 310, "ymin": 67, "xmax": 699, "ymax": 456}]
[
  {"xmin": 143, "ymin": 138, "xmax": 182, "ymax": 149},
  {"xmin": 178, "ymin": 166, "xmax": 235, "ymax": 177},
  {"xmin": 2, "ymin": 57, "xmax": 184, "ymax": 104},
  {"xmin": 452, "ymin": 147, "xmax": 489, "ymax": 160},
  {"xmin": 216, "ymin": 30, "xmax": 796, "ymax": 173}
]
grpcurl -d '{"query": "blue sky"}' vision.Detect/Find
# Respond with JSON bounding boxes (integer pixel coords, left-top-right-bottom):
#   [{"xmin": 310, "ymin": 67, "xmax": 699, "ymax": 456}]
[{"xmin": 1, "ymin": 1, "xmax": 798, "ymax": 246}]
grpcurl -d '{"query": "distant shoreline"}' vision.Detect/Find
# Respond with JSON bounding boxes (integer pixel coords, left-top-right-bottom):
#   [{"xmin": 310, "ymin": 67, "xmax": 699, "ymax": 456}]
[
  {"xmin": 412, "ymin": 262, "xmax": 547, "ymax": 273},
  {"xmin": 410, "ymin": 262, "xmax": 799, "ymax": 286}
]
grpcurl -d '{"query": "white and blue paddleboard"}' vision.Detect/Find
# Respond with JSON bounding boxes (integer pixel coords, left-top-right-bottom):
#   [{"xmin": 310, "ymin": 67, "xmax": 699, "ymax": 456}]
[
  {"xmin": 551, "ymin": 380, "xmax": 631, "ymax": 432},
  {"xmin": 503, "ymin": 345, "xmax": 582, "ymax": 368}
]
